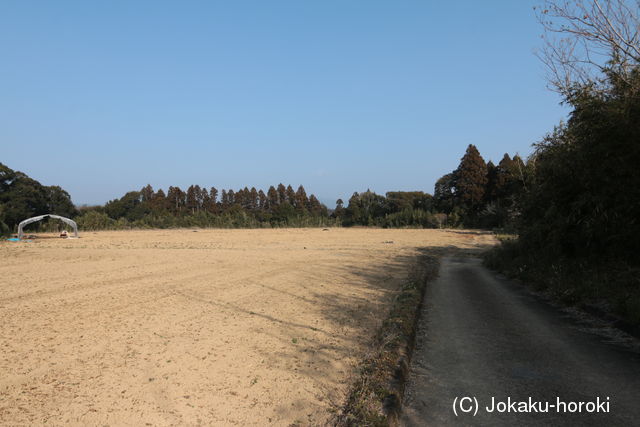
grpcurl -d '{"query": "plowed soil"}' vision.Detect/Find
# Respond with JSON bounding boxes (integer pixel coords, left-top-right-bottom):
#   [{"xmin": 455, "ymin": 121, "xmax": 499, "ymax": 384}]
[{"xmin": 0, "ymin": 228, "xmax": 494, "ymax": 425}]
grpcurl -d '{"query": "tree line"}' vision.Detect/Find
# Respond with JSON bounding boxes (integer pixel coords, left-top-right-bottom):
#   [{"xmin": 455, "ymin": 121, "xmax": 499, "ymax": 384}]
[
  {"xmin": 1, "ymin": 146, "xmax": 526, "ymax": 235},
  {"xmin": 77, "ymin": 183, "xmax": 331, "ymax": 229},
  {"xmin": 77, "ymin": 149, "xmax": 529, "ymax": 231},
  {"xmin": 65, "ymin": 182, "xmax": 479, "ymax": 230}
]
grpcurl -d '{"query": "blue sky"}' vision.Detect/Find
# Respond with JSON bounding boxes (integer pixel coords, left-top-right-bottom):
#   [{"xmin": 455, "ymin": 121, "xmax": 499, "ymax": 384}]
[{"xmin": 0, "ymin": 1, "xmax": 567, "ymax": 206}]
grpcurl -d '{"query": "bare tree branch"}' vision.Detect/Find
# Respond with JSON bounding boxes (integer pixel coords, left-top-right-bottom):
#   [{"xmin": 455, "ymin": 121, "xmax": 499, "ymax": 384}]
[{"xmin": 535, "ymin": 0, "xmax": 640, "ymax": 95}]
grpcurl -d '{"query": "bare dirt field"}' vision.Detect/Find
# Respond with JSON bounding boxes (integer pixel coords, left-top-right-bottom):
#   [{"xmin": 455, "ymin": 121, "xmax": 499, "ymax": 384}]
[{"xmin": 0, "ymin": 228, "xmax": 495, "ymax": 426}]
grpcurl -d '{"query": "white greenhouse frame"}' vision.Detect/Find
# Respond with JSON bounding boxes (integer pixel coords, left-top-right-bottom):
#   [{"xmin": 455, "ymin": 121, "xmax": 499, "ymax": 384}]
[{"xmin": 17, "ymin": 214, "xmax": 78, "ymax": 239}]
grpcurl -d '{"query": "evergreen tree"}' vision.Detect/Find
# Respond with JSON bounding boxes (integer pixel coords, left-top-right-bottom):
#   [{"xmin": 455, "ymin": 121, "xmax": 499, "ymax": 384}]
[
  {"xmin": 104, "ymin": 191, "xmax": 144, "ymax": 221},
  {"xmin": 308, "ymin": 194, "xmax": 322, "ymax": 216},
  {"xmin": 267, "ymin": 186, "xmax": 279, "ymax": 210},
  {"xmin": 485, "ymin": 161, "xmax": 498, "ymax": 203},
  {"xmin": 295, "ymin": 185, "xmax": 308, "ymax": 212},
  {"xmin": 152, "ymin": 189, "xmax": 168, "ymax": 211},
  {"xmin": 194, "ymin": 185, "xmax": 205, "ymax": 211},
  {"xmin": 357, "ymin": 190, "xmax": 388, "ymax": 224},
  {"xmin": 186, "ymin": 185, "xmax": 198, "ymax": 213},
  {"xmin": 167, "ymin": 186, "xmax": 176, "ymax": 213},
  {"xmin": 45, "ymin": 186, "xmax": 77, "ymax": 218},
  {"xmin": 140, "ymin": 184, "xmax": 154, "ymax": 202},
  {"xmin": 386, "ymin": 191, "xmax": 430, "ymax": 212},
  {"xmin": 511, "ymin": 155, "xmax": 526, "ymax": 191},
  {"xmin": 494, "ymin": 154, "xmax": 515, "ymax": 199},
  {"xmin": 244, "ymin": 187, "xmax": 252, "ymax": 209},
  {"xmin": 200, "ymin": 187, "xmax": 211, "ymax": 211},
  {"xmin": 454, "ymin": 144, "xmax": 488, "ymax": 213},
  {"xmin": 209, "ymin": 187, "xmax": 218, "ymax": 206},
  {"xmin": 434, "ymin": 173, "xmax": 455, "ymax": 213},
  {"xmin": 334, "ymin": 199, "xmax": 345, "ymax": 219},
  {"xmin": 285, "ymin": 185, "xmax": 296, "ymax": 206},
  {"xmin": 258, "ymin": 190, "xmax": 267, "ymax": 211},
  {"xmin": 239, "ymin": 187, "xmax": 250, "ymax": 209},
  {"xmin": 220, "ymin": 189, "xmax": 229, "ymax": 209},
  {"xmin": 250, "ymin": 187, "xmax": 259, "ymax": 210},
  {"xmin": 345, "ymin": 192, "xmax": 362, "ymax": 225},
  {"xmin": 167, "ymin": 186, "xmax": 185, "ymax": 214},
  {"xmin": 0, "ymin": 163, "xmax": 51, "ymax": 227},
  {"xmin": 277, "ymin": 183, "xmax": 287, "ymax": 204},
  {"xmin": 234, "ymin": 188, "xmax": 244, "ymax": 208}
]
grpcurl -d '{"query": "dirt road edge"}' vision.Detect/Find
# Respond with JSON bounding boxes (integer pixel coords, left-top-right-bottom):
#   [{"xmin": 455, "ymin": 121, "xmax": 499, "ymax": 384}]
[{"xmin": 334, "ymin": 253, "xmax": 439, "ymax": 426}]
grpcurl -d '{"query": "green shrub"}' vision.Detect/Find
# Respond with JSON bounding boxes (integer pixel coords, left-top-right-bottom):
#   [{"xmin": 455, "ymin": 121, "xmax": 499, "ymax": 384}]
[
  {"xmin": 381, "ymin": 208, "xmax": 438, "ymax": 228},
  {"xmin": 76, "ymin": 211, "xmax": 115, "ymax": 230}
]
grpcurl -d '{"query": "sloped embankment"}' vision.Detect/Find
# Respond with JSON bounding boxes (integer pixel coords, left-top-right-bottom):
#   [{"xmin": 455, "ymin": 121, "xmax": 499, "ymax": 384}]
[{"xmin": 335, "ymin": 253, "xmax": 439, "ymax": 426}]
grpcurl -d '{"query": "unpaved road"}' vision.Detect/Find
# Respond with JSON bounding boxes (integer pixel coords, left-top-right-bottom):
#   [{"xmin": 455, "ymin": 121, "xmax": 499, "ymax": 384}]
[
  {"xmin": 401, "ymin": 257, "xmax": 640, "ymax": 426},
  {"xmin": 0, "ymin": 229, "xmax": 494, "ymax": 425}
]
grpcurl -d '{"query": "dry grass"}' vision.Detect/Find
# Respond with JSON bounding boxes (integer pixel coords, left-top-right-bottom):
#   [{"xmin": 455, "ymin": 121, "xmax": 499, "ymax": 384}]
[{"xmin": 335, "ymin": 252, "xmax": 439, "ymax": 427}]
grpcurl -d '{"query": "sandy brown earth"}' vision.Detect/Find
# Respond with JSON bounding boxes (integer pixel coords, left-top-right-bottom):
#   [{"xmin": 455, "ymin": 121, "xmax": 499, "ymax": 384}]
[{"xmin": 0, "ymin": 228, "xmax": 495, "ymax": 426}]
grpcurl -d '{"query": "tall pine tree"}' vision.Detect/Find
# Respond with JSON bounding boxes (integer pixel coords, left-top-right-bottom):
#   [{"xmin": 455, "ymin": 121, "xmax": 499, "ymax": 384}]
[
  {"xmin": 267, "ymin": 186, "xmax": 279, "ymax": 211},
  {"xmin": 285, "ymin": 185, "xmax": 296, "ymax": 206},
  {"xmin": 209, "ymin": 187, "xmax": 218, "ymax": 212},
  {"xmin": 277, "ymin": 184, "xmax": 287, "ymax": 204},
  {"xmin": 295, "ymin": 185, "xmax": 308, "ymax": 212},
  {"xmin": 454, "ymin": 144, "xmax": 487, "ymax": 213}
]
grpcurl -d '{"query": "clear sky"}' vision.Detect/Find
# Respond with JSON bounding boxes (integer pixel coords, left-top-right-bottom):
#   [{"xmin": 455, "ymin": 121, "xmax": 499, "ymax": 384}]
[{"xmin": 0, "ymin": 0, "xmax": 568, "ymax": 207}]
